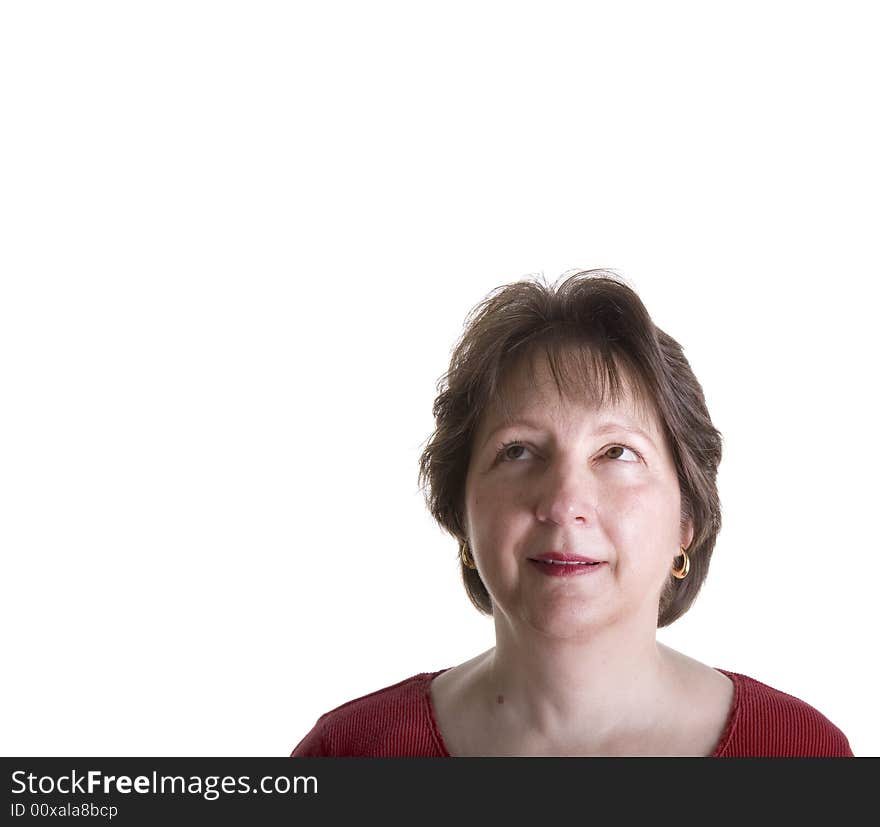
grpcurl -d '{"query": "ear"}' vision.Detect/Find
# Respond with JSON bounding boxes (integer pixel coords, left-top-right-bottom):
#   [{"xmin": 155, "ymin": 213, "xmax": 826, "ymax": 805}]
[{"xmin": 681, "ymin": 518, "xmax": 694, "ymax": 551}]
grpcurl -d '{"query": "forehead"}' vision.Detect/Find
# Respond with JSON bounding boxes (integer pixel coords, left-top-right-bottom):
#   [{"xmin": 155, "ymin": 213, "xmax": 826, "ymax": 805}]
[{"xmin": 484, "ymin": 343, "xmax": 661, "ymax": 436}]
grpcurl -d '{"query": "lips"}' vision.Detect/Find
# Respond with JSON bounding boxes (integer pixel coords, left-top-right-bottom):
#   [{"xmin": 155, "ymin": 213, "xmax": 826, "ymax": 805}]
[
  {"xmin": 527, "ymin": 557, "xmax": 605, "ymax": 577},
  {"xmin": 529, "ymin": 551, "xmax": 604, "ymax": 564}
]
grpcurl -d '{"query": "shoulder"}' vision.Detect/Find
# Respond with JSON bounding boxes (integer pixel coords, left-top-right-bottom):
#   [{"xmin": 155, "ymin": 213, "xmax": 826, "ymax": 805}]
[
  {"xmin": 290, "ymin": 669, "xmax": 450, "ymax": 757},
  {"xmin": 715, "ymin": 669, "xmax": 854, "ymax": 757}
]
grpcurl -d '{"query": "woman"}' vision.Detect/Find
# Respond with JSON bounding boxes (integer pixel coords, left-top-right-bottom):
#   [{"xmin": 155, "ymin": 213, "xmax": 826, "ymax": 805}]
[{"xmin": 290, "ymin": 269, "xmax": 854, "ymax": 757}]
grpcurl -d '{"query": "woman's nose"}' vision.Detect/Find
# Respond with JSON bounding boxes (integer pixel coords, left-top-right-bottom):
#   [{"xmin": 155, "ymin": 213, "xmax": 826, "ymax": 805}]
[{"xmin": 534, "ymin": 461, "xmax": 599, "ymax": 526}]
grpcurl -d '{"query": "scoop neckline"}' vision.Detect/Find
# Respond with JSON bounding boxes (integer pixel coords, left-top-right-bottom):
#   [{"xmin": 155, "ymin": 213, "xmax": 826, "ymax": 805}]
[{"xmin": 423, "ymin": 666, "xmax": 741, "ymax": 758}]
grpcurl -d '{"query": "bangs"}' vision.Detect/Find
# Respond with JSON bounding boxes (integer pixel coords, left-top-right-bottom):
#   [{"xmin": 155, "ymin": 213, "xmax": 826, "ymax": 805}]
[{"xmin": 493, "ymin": 336, "xmax": 658, "ymax": 429}]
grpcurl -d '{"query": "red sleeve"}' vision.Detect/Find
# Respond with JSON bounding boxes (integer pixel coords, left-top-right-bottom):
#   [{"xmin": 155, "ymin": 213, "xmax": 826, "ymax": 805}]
[
  {"xmin": 290, "ymin": 720, "xmax": 328, "ymax": 757},
  {"xmin": 827, "ymin": 728, "xmax": 855, "ymax": 757}
]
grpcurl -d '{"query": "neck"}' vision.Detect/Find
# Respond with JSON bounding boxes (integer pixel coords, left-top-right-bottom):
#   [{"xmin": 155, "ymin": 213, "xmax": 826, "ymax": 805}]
[{"xmin": 474, "ymin": 611, "xmax": 680, "ymax": 752}]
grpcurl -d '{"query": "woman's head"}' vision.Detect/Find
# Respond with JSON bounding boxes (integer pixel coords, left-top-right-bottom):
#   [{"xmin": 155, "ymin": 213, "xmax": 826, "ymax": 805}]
[{"xmin": 417, "ymin": 270, "xmax": 723, "ymax": 628}]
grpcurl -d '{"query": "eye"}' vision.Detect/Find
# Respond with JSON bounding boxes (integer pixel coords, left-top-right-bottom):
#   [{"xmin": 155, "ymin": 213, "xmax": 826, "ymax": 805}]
[
  {"xmin": 495, "ymin": 440, "xmax": 534, "ymax": 463},
  {"xmin": 604, "ymin": 444, "xmax": 641, "ymax": 463},
  {"xmin": 494, "ymin": 440, "xmax": 642, "ymax": 464}
]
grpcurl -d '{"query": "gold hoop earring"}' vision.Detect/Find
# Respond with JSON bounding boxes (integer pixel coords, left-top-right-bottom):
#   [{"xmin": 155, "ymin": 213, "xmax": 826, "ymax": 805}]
[
  {"xmin": 671, "ymin": 546, "xmax": 690, "ymax": 579},
  {"xmin": 460, "ymin": 542, "xmax": 477, "ymax": 570}
]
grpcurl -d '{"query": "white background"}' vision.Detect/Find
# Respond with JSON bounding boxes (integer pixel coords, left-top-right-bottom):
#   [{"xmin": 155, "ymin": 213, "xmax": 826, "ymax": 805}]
[{"xmin": 1, "ymin": 1, "xmax": 877, "ymax": 757}]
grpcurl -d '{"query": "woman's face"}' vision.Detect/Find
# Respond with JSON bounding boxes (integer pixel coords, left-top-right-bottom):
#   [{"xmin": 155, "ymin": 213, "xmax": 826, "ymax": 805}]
[{"xmin": 464, "ymin": 353, "xmax": 693, "ymax": 639}]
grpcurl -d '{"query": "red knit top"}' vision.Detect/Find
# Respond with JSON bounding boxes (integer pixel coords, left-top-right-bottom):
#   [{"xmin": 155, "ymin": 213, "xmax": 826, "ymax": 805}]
[{"xmin": 290, "ymin": 667, "xmax": 854, "ymax": 757}]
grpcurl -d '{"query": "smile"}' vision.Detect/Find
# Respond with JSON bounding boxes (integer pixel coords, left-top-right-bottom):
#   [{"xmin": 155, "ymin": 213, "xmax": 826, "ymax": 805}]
[{"xmin": 528, "ymin": 559, "xmax": 606, "ymax": 577}]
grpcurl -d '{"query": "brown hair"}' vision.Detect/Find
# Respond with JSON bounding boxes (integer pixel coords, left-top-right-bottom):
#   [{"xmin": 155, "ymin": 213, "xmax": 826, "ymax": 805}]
[{"xmin": 416, "ymin": 269, "xmax": 723, "ymax": 627}]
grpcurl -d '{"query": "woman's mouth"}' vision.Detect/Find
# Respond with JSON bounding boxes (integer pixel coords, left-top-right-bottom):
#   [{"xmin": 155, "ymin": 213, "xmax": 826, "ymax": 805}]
[{"xmin": 527, "ymin": 559, "xmax": 606, "ymax": 577}]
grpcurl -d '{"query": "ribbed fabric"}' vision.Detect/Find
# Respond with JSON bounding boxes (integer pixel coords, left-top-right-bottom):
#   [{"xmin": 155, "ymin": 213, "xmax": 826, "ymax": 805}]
[{"xmin": 290, "ymin": 667, "xmax": 854, "ymax": 757}]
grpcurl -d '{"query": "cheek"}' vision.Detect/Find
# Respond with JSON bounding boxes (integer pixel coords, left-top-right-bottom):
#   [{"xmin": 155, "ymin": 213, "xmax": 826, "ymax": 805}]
[
  {"xmin": 602, "ymin": 484, "xmax": 651, "ymax": 520},
  {"xmin": 606, "ymin": 486, "xmax": 679, "ymax": 548},
  {"xmin": 469, "ymin": 482, "xmax": 520, "ymax": 523}
]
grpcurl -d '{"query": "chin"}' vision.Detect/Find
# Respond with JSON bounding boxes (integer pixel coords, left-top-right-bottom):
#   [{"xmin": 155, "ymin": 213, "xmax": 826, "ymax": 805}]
[{"xmin": 520, "ymin": 602, "xmax": 607, "ymax": 639}]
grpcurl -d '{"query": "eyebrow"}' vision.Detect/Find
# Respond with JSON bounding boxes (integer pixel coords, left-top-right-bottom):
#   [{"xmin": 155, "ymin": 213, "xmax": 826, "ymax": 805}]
[{"xmin": 481, "ymin": 418, "xmax": 657, "ymax": 450}]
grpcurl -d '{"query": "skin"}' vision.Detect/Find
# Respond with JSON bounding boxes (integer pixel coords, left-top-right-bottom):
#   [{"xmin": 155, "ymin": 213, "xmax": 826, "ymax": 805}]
[{"xmin": 442, "ymin": 349, "xmax": 710, "ymax": 755}]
